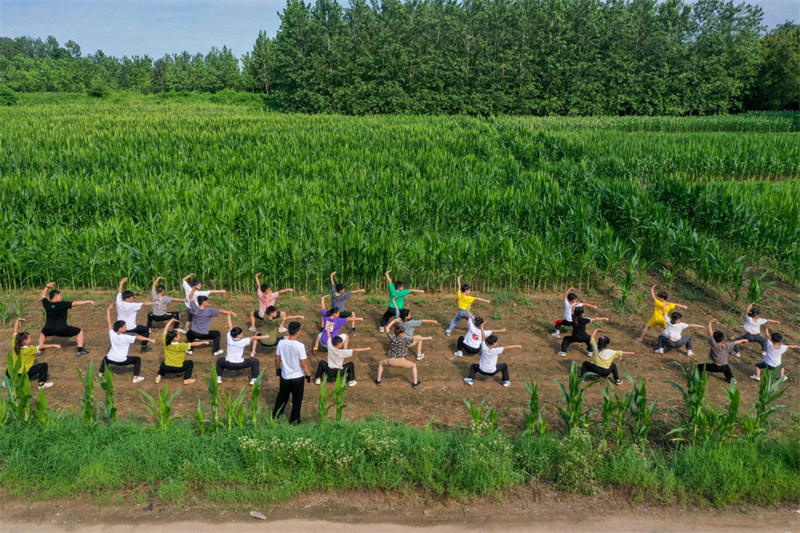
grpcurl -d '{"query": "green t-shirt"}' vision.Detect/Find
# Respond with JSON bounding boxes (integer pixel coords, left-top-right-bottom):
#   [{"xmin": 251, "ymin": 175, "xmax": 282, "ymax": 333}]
[{"xmin": 388, "ymin": 282, "xmax": 411, "ymax": 309}]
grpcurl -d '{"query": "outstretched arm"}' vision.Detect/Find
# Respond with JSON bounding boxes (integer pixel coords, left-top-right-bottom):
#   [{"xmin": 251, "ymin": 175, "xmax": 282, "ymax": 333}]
[
  {"xmin": 708, "ymin": 319, "xmax": 717, "ymax": 337},
  {"xmin": 386, "ymin": 318, "xmax": 399, "ymax": 336},
  {"xmin": 422, "ymin": 319, "xmax": 438, "ymax": 324},
  {"xmin": 321, "ymin": 294, "xmax": 327, "ymax": 311},
  {"xmin": 590, "ymin": 328, "xmax": 601, "ymax": 342},
  {"xmin": 409, "ymin": 289, "xmax": 425, "ymax": 294},
  {"xmin": 581, "ymin": 302, "xmax": 598, "ymax": 310},
  {"xmin": 504, "ymin": 345, "xmax": 522, "ymax": 350},
  {"xmin": 39, "ymin": 343, "xmax": 61, "ymax": 351},
  {"xmin": 674, "ymin": 303, "xmax": 688, "ymax": 310},
  {"xmin": 13, "ymin": 317, "xmax": 25, "ymax": 336},
  {"xmin": 330, "ymin": 271, "xmax": 336, "ymax": 285},
  {"xmin": 152, "ymin": 276, "xmax": 164, "ymax": 290},
  {"xmin": 277, "ymin": 288, "xmax": 294, "ymax": 295},
  {"xmin": 766, "ymin": 318, "xmax": 781, "ymax": 324},
  {"xmin": 72, "ymin": 300, "xmax": 95, "ymax": 306},
  {"xmin": 105, "ymin": 304, "xmax": 114, "ymax": 330},
  {"xmin": 165, "ymin": 318, "xmax": 178, "ymax": 330},
  {"xmin": 219, "ymin": 309, "xmax": 237, "ymax": 317},
  {"xmin": 474, "ymin": 297, "xmax": 490, "ymax": 304},
  {"xmin": 41, "ymin": 282, "xmax": 55, "ymax": 300},
  {"xmin": 650, "ymin": 284, "xmax": 657, "ymax": 301},
  {"xmin": 592, "ymin": 317, "xmax": 609, "ymax": 322},
  {"xmin": 182, "ymin": 273, "xmax": 196, "ymax": 283},
  {"xmin": 351, "ymin": 289, "xmax": 366, "ymax": 294},
  {"xmin": 117, "ymin": 277, "xmax": 128, "ymax": 294},
  {"xmin": 688, "ymin": 323, "xmax": 705, "ymax": 329},
  {"xmin": 565, "ymin": 286, "xmax": 577, "ymax": 300},
  {"xmin": 352, "ymin": 347, "xmax": 372, "ymax": 353},
  {"xmin": 227, "ymin": 314, "xmax": 233, "ymax": 331},
  {"xmin": 745, "ymin": 303, "xmax": 754, "ymax": 315},
  {"xmin": 135, "ymin": 335, "xmax": 156, "ymax": 344},
  {"xmin": 456, "ymin": 275, "xmax": 462, "ymax": 291},
  {"xmin": 255, "ymin": 272, "xmax": 262, "ymax": 289},
  {"xmin": 385, "ymin": 269, "xmax": 393, "ymax": 284}
]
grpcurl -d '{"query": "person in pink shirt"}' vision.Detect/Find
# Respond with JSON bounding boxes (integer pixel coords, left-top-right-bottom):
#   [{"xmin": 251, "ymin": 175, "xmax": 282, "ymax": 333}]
[{"xmin": 249, "ymin": 272, "xmax": 294, "ymax": 332}]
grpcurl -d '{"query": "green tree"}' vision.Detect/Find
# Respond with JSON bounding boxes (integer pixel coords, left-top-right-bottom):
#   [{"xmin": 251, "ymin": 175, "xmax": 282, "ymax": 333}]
[{"xmin": 747, "ymin": 22, "xmax": 800, "ymax": 110}]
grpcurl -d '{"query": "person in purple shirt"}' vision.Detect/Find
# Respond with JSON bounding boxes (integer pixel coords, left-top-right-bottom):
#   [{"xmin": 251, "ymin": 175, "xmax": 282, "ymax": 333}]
[{"xmin": 313, "ymin": 294, "xmax": 362, "ymax": 352}]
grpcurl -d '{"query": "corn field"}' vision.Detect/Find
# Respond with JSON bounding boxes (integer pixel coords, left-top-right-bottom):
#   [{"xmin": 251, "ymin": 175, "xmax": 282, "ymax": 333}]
[{"xmin": 1, "ymin": 101, "xmax": 798, "ymax": 291}]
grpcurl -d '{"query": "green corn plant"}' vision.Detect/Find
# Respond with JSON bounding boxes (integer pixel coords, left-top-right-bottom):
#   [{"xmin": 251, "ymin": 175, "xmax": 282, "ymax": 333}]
[
  {"xmin": 96, "ymin": 367, "xmax": 116, "ymax": 423},
  {"xmin": 223, "ymin": 389, "xmax": 248, "ymax": 431},
  {"xmin": 0, "ymin": 392, "xmax": 7, "ymax": 425},
  {"xmin": 555, "ymin": 362, "xmax": 597, "ymax": 433},
  {"xmin": 0, "ymin": 300, "xmax": 9, "ymax": 326},
  {"xmin": 742, "ymin": 366, "xmax": 788, "ymax": 440},
  {"xmin": 627, "ymin": 376, "xmax": 656, "ymax": 445},
  {"xmin": 207, "ymin": 366, "xmax": 221, "ymax": 431},
  {"xmin": 139, "ymin": 385, "xmax": 180, "ymax": 430},
  {"xmin": 33, "ymin": 386, "xmax": 52, "ymax": 427},
  {"xmin": 666, "ymin": 363, "xmax": 710, "ymax": 444},
  {"xmin": 599, "ymin": 383, "xmax": 629, "ymax": 443},
  {"xmin": 4, "ymin": 355, "xmax": 32, "ymax": 423},
  {"xmin": 317, "ymin": 374, "xmax": 334, "ymax": 424},
  {"xmin": 333, "ymin": 372, "xmax": 347, "ymax": 423},
  {"xmin": 462, "ymin": 398, "xmax": 507, "ymax": 436},
  {"xmin": 747, "ymin": 271, "xmax": 776, "ymax": 304},
  {"xmin": 717, "ymin": 379, "xmax": 741, "ymax": 445},
  {"xmin": 522, "ymin": 381, "xmax": 548, "ymax": 436},
  {"xmin": 76, "ymin": 361, "xmax": 96, "ymax": 425},
  {"xmin": 194, "ymin": 398, "xmax": 207, "ymax": 434},
  {"xmin": 248, "ymin": 371, "xmax": 263, "ymax": 426}
]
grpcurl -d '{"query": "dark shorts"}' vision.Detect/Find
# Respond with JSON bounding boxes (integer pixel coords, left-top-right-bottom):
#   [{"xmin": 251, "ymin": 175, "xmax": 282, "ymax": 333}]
[
  {"xmin": 41, "ymin": 325, "xmax": 81, "ymax": 337},
  {"xmin": 755, "ymin": 361, "xmax": 777, "ymax": 370},
  {"xmin": 339, "ymin": 310, "xmax": 353, "ymax": 318},
  {"xmin": 253, "ymin": 309, "xmax": 265, "ymax": 320}
]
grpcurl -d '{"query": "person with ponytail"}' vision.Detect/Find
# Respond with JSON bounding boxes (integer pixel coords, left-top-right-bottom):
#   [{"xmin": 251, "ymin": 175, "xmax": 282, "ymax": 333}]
[
  {"xmin": 581, "ymin": 328, "xmax": 635, "ymax": 385},
  {"xmin": 217, "ymin": 315, "xmax": 270, "ymax": 385},
  {"xmin": 155, "ymin": 318, "xmax": 211, "ymax": 385},
  {"xmin": 732, "ymin": 303, "xmax": 780, "ymax": 358},
  {"xmin": 9, "ymin": 317, "xmax": 60, "ymax": 389}
]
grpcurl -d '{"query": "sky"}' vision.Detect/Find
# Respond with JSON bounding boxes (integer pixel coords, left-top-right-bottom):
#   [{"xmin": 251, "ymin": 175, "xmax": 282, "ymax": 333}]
[{"xmin": 1, "ymin": 0, "xmax": 798, "ymax": 59}]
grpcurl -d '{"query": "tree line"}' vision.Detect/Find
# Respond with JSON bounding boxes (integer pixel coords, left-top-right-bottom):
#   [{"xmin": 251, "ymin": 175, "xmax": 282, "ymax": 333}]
[{"xmin": 1, "ymin": 0, "xmax": 798, "ymax": 114}]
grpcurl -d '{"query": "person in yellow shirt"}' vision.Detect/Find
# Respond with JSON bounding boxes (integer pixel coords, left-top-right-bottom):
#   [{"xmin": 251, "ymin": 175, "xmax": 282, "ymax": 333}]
[
  {"xmin": 155, "ymin": 318, "xmax": 211, "ymax": 385},
  {"xmin": 445, "ymin": 275, "xmax": 490, "ymax": 337},
  {"xmin": 8, "ymin": 317, "xmax": 61, "ymax": 389},
  {"xmin": 636, "ymin": 285, "xmax": 687, "ymax": 343},
  {"xmin": 581, "ymin": 328, "xmax": 635, "ymax": 385}
]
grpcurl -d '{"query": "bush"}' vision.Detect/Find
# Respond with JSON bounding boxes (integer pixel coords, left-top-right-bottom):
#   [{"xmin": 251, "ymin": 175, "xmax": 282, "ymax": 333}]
[
  {"xmin": 0, "ymin": 86, "xmax": 17, "ymax": 106},
  {"xmin": 87, "ymin": 82, "xmax": 107, "ymax": 98}
]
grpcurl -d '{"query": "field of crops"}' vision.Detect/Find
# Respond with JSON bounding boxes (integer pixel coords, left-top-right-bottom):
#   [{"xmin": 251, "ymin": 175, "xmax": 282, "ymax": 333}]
[{"xmin": 1, "ymin": 97, "xmax": 799, "ymax": 291}]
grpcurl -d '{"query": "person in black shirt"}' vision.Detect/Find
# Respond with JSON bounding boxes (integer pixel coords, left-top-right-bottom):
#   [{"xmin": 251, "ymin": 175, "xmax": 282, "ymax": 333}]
[
  {"xmin": 557, "ymin": 307, "xmax": 608, "ymax": 357},
  {"xmin": 38, "ymin": 282, "xmax": 95, "ymax": 355}
]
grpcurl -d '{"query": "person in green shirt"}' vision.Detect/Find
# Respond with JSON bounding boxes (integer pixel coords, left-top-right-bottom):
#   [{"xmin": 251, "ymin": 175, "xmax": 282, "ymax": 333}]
[
  {"xmin": 155, "ymin": 318, "xmax": 211, "ymax": 385},
  {"xmin": 9, "ymin": 317, "xmax": 60, "ymax": 389},
  {"xmin": 379, "ymin": 269, "xmax": 424, "ymax": 332}
]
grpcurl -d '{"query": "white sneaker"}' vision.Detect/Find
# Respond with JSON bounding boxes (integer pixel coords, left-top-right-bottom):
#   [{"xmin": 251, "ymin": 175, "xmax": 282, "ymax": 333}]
[
  {"xmin": 249, "ymin": 378, "xmax": 257, "ymax": 386},
  {"xmin": 379, "ymin": 327, "xmax": 385, "ymax": 333},
  {"xmin": 248, "ymin": 326, "xmax": 256, "ymax": 332},
  {"xmin": 749, "ymin": 374, "xmax": 760, "ymax": 381},
  {"xmin": 39, "ymin": 382, "xmax": 54, "ymax": 389},
  {"xmin": 557, "ymin": 351, "xmax": 566, "ymax": 357},
  {"xmin": 347, "ymin": 380, "xmax": 357, "ymax": 387},
  {"xmin": 453, "ymin": 350, "xmax": 463, "ymax": 358},
  {"xmin": 213, "ymin": 350, "xmax": 224, "ymax": 356},
  {"xmin": 278, "ymin": 327, "xmax": 288, "ymax": 334},
  {"xmin": 586, "ymin": 351, "xmax": 593, "ymax": 358},
  {"xmin": 185, "ymin": 350, "xmax": 193, "ymax": 355},
  {"xmin": 502, "ymin": 381, "xmax": 511, "ymax": 387},
  {"xmin": 217, "ymin": 376, "xmax": 222, "ymax": 384},
  {"xmin": 132, "ymin": 376, "xmax": 144, "ymax": 384},
  {"xmin": 551, "ymin": 331, "xmax": 561, "ymax": 339},
  {"xmin": 155, "ymin": 375, "xmax": 161, "ymax": 384},
  {"xmin": 761, "ymin": 351, "xmax": 767, "ymax": 357},
  {"xmin": 734, "ymin": 351, "xmax": 741, "ymax": 358},
  {"xmin": 463, "ymin": 377, "xmax": 473, "ymax": 386},
  {"xmin": 416, "ymin": 353, "xmax": 425, "ymax": 360},
  {"xmin": 686, "ymin": 350, "xmax": 694, "ymax": 356},
  {"xmin": 315, "ymin": 378, "xmax": 321, "ymax": 385},
  {"xmin": 654, "ymin": 348, "xmax": 664, "ymax": 354}
]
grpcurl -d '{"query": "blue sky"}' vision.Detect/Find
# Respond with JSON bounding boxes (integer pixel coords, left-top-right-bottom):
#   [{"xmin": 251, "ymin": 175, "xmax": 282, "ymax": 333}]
[{"xmin": 1, "ymin": 0, "xmax": 798, "ymax": 59}]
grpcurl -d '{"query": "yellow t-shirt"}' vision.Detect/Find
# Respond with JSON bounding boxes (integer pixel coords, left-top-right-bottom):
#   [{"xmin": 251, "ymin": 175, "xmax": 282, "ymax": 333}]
[
  {"xmin": 11, "ymin": 334, "xmax": 37, "ymax": 373},
  {"xmin": 590, "ymin": 341, "xmax": 622, "ymax": 369},
  {"xmin": 457, "ymin": 290, "xmax": 475, "ymax": 311},
  {"xmin": 647, "ymin": 300, "xmax": 675, "ymax": 328},
  {"xmin": 163, "ymin": 333, "xmax": 190, "ymax": 367}
]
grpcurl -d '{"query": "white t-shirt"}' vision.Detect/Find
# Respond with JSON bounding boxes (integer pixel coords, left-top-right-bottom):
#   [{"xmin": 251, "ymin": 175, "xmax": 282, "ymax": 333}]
[
  {"xmin": 116, "ymin": 293, "xmax": 143, "ymax": 330},
  {"xmin": 464, "ymin": 319, "xmax": 492, "ymax": 349},
  {"xmin": 182, "ymin": 280, "xmax": 211, "ymax": 308},
  {"xmin": 479, "ymin": 342, "xmax": 504, "ymax": 374},
  {"xmin": 563, "ymin": 298, "xmax": 580, "ymax": 321},
  {"xmin": 764, "ymin": 340, "xmax": 788, "ymax": 367},
  {"xmin": 226, "ymin": 332, "xmax": 251, "ymax": 364},
  {"xmin": 327, "ymin": 341, "xmax": 353, "ymax": 369},
  {"xmin": 276, "ymin": 338, "xmax": 307, "ymax": 380},
  {"xmin": 663, "ymin": 320, "xmax": 689, "ymax": 341},
  {"xmin": 107, "ymin": 329, "xmax": 136, "ymax": 362},
  {"xmin": 743, "ymin": 315, "xmax": 768, "ymax": 336}
]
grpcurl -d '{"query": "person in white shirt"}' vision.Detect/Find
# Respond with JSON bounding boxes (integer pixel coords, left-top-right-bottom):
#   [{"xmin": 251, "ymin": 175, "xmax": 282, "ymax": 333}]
[
  {"xmin": 216, "ymin": 315, "xmax": 269, "ymax": 385},
  {"xmin": 272, "ymin": 322, "xmax": 311, "ymax": 424},
  {"xmin": 750, "ymin": 329, "xmax": 799, "ymax": 381},
  {"xmin": 453, "ymin": 313, "xmax": 505, "ymax": 358},
  {"xmin": 314, "ymin": 335, "xmax": 371, "ymax": 387},
  {"xmin": 550, "ymin": 287, "xmax": 597, "ymax": 339},
  {"xmin": 733, "ymin": 304, "xmax": 780, "ymax": 358},
  {"xmin": 463, "ymin": 323, "xmax": 520, "ymax": 387},
  {"xmin": 116, "ymin": 277, "xmax": 157, "ymax": 353},
  {"xmin": 181, "ymin": 273, "xmax": 226, "ymax": 330},
  {"xmin": 654, "ymin": 311, "xmax": 703, "ymax": 356},
  {"xmin": 98, "ymin": 304, "xmax": 156, "ymax": 384}
]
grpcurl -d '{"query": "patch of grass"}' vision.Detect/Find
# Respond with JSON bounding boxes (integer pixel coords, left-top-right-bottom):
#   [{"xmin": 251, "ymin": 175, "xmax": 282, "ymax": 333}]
[{"xmin": 365, "ymin": 295, "xmax": 385, "ymax": 305}]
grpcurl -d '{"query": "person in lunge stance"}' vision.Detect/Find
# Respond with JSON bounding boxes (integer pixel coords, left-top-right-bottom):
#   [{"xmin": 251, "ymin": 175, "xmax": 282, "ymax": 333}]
[
  {"xmin": 39, "ymin": 281, "xmax": 94, "ymax": 355},
  {"xmin": 116, "ymin": 277, "xmax": 157, "ymax": 353},
  {"xmin": 217, "ymin": 315, "xmax": 269, "ymax": 385},
  {"xmin": 256, "ymin": 306, "xmax": 304, "ymax": 352},
  {"xmin": 558, "ymin": 307, "xmax": 608, "ymax": 357},
  {"xmin": 98, "ymin": 304, "xmax": 156, "ymax": 384},
  {"xmin": 463, "ymin": 323, "xmax": 520, "ymax": 387},
  {"xmin": 654, "ymin": 311, "xmax": 703, "ymax": 356},
  {"xmin": 732, "ymin": 303, "xmax": 780, "ymax": 358},
  {"xmin": 750, "ymin": 328, "xmax": 799, "ymax": 381},
  {"xmin": 314, "ymin": 335, "xmax": 370, "ymax": 387},
  {"xmin": 181, "ymin": 273, "xmax": 226, "ymax": 330},
  {"xmin": 551, "ymin": 287, "xmax": 597, "ymax": 339},
  {"xmin": 147, "ymin": 276, "xmax": 180, "ymax": 329},
  {"xmin": 445, "ymin": 275, "xmax": 490, "ymax": 337},
  {"xmin": 375, "ymin": 324, "xmax": 428, "ymax": 388},
  {"xmin": 387, "ymin": 302, "xmax": 438, "ymax": 360},
  {"xmin": 378, "ymin": 270, "xmax": 424, "ymax": 332},
  {"xmin": 581, "ymin": 328, "xmax": 634, "ymax": 385},
  {"xmin": 9, "ymin": 317, "xmax": 59, "ymax": 389},
  {"xmin": 248, "ymin": 272, "xmax": 294, "ymax": 332},
  {"xmin": 313, "ymin": 294, "xmax": 363, "ymax": 352},
  {"xmin": 188, "ymin": 286, "xmax": 237, "ymax": 355},
  {"xmin": 637, "ymin": 285, "xmax": 687, "ymax": 343},
  {"xmin": 453, "ymin": 312, "xmax": 505, "ymax": 358},
  {"xmin": 273, "ymin": 322, "xmax": 311, "ymax": 424},
  {"xmin": 698, "ymin": 319, "xmax": 747, "ymax": 384},
  {"xmin": 155, "ymin": 318, "xmax": 210, "ymax": 385},
  {"xmin": 329, "ymin": 271, "xmax": 366, "ymax": 329}
]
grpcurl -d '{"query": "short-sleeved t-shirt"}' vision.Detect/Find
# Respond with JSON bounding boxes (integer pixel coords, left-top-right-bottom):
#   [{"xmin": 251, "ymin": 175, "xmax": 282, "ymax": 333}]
[
  {"xmin": 11, "ymin": 334, "xmax": 38, "ymax": 373},
  {"xmin": 189, "ymin": 303, "xmax": 220, "ymax": 334},
  {"xmin": 276, "ymin": 338, "xmax": 307, "ymax": 380},
  {"xmin": 709, "ymin": 338, "xmax": 736, "ymax": 366},
  {"xmin": 107, "ymin": 329, "xmax": 137, "ymax": 362},
  {"xmin": 457, "ymin": 290, "xmax": 475, "ymax": 311},
  {"xmin": 326, "ymin": 340, "xmax": 353, "ymax": 369},
  {"xmin": 571, "ymin": 317, "xmax": 592, "ymax": 337},
  {"xmin": 116, "ymin": 293, "xmax": 143, "ymax": 329},
  {"xmin": 465, "ymin": 319, "xmax": 492, "ymax": 349},
  {"xmin": 182, "ymin": 280, "xmax": 211, "ymax": 309},
  {"xmin": 226, "ymin": 332, "xmax": 251, "ymax": 364},
  {"xmin": 320, "ymin": 310, "xmax": 347, "ymax": 346},
  {"xmin": 42, "ymin": 298, "xmax": 72, "ymax": 328},
  {"xmin": 401, "ymin": 319, "xmax": 423, "ymax": 338},
  {"xmin": 388, "ymin": 283, "xmax": 411, "ymax": 309},
  {"xmin": 388, "ymin": 334, "xmax": 413, "ymax": 358},
  {"xmin": 331, "ymin": 285, "xmax": 352, "ymax": 312},
  {"xmin": 256, "ymin": 288, "xmax": 279, "ymax": 317},
  {"xmin": 163, "ymin": 332, "xmax": 190, "ymax": 367},
  {"xmin": 562, "ymin": 298, "xmax": 574, "ymax": 321},
  {"xmin": 743, "ymin": 315, "xmax": 768, "ymax": 336},
  {"xmin": 590, "ymin": 341, "xmax": 622, "ymax": 369},
  {"xmin": 479, "ymin": 342, "xmax": 505, "ymax": 374},
  {"xmin": 663, "ymin": 320, "xmax": 689, "ymax": 341},
  {"xmin": 764, "ymin": 340, "xmax": 788, "ymax": 367},
  {"xmin": 151, "ymin": 288, "xmax": 173, "ymax": 316}
]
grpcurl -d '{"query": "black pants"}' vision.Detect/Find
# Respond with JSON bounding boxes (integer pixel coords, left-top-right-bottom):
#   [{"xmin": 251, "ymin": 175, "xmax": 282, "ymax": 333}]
[
  {"xmin": 561, "ymin": 333, "xmax": 591, "ymax": 352},
  {"xmin": 468, "ymin": 363, "xmax": 509, "ymax": 381},
  {"xmin": 126, "ymin": 325, "xmax": 150, "ymax": 347},
  {"xmin": 147, "ymin": 312, "xmax": 180, "ymax": 329},
  {"xmin": 99, "ymin": 356, "xmax": 142, "ymax": 376},
  {"xmin": 6, "ymin": 363, "xmax": 49, "ymax": 384},
  {"xmin": 697, "ymin": 363, "xmax": 733, "ymax": 383},
  {"xmin": 581, "ymin": 361, "xmax": 619, "ymax": 381},
  {"xmin": 733, "ymin": 333, "xmax": 767, "ymax": 353},
  {"xmin": 314, "ymin": 360, "xmax": 355, "ymax": 382},
  {"xmin": 273, "ymin": 376, "xmax": 305, "ymax": 424},
  {"xmin": 216, "ymin": 357, "xmax": 260, "ymax": 379},
  {"xmin": 554, "ymin": 319, "xmax": 573, "ymax": 332},
  {"xmin": 380, "ymin": 307, "xmax": 403, "ymax": 327},
  {"xmin": 158, "ymin": 360, "xmax": 193, "ymax": 380},
  {"xmin": 457, "ymin": 336, "xmax": 481, "ymax": 355},
  {"xmin": 187, "ymin": 329, "xmax": 221, "ymax": 352}
]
